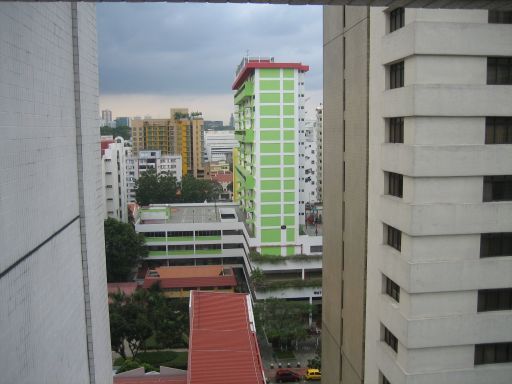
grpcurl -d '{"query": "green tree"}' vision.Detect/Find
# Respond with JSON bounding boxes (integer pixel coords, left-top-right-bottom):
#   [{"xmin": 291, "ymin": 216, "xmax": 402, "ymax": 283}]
[
  {"xmin": 116, "ymin": 358, "xmax": 156, "ymax": 374},
  {"xmin": 180, "ymin": 174, "xmax": 223, "ymax": 203},
  {"xmin": 250, "ymin": 267, "xmax": 265, "ymax": 288},
  {"xmin": 100, "ymin": 125, "xmax": 131, "ymax": 140},
  {"xmin": 104, "ymin": 218, "xmax": 147, "ymax": 282},
  {"xmin": 135, "ymin": 170, "xmax": 179, "ymax": 206},
  {"xmin": 254, "ymin": 298, "xmax": 311, "ymax": 351}
]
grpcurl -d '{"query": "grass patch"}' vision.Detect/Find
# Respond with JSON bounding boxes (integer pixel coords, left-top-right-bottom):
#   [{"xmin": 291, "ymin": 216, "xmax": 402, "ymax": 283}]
[{"xmin": 274, "ymin": 350, "xmax": 296, "ymax": 359}]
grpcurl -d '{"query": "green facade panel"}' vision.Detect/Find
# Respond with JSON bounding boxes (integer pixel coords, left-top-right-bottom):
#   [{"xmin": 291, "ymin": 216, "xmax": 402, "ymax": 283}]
[
  {"xmin": 260, "ymin": 130, "xmax": 280, "ymax": 141},
  {"xmin": 283, "ymin": 180, "xmax": 295, "ymax": 190},
  {"xmin": 286, "ymin": 246, "xmax": 295, "ymax": 256},
  {"xmin": 261, "ymin": 192, "xmax": 281, "ymax": 202},
  {"xmin": 283, "ymin": 143, "xmax": 295, "ymax": 153},
  {"xmin": 260, "ymin": 143, "xmax": 281, "ymax": 153},
  {"xmin": 283, "ymin": 131, "xmax": 295, "ymax": 140},
  {"xmin": 260, "ymin": 68, "xmax": 281, "ymax": 78},
  {"xmin": 284, "ymin": 192, "xmax": 295, "ymax": 202},
  {"xmin": 261, "ymin": 229, "xmax": 281, "ymax": 243},
  {"xmin": 261, "ymin": 168, "xmax": 281, "ymax": 178},
  {"xmin": 283, "ymin": 105, "xmax": 294, "ymax": 116},
  {"xmin": 284, "ymin": 216, "xmax": 295, "ymax": 226},
  {"xmin": 260, "ymin": 118, "xmax": 280, "ymax": 129},
  {"xmin": 261, "ymin": 216, "xmax": 281, "ymax": 227},
  {"xmin": 283, "ymin": 68, "xmax": 294, "ymax": 78},
  {"xmin": 261, "ymin": 155, "xmax": 280, "ymax": 165},
  {"xmin": 283, "ymin": 93, "xmax": 294, "ymax": 103},
  {"xmin": 284, "ymin": 204, "xmax": 295, "ymax": 214},
  {"xmin": 283, "ymin": 155, "xmax": 295, "ymax": 165},
  {"xmin": 283, "ymin": 118, "xmax": 295, "ymax": 128},
  {"xmin": 261, "ymin": 180, "xmax": 281, "ymax": 190},
  {"xmin": 286, "ymin": 228, "xmax": 295, "ymax": 242},
  {"xmin": 260, "ymin": 105, "xmax": 280, "ymax": 116},
  {"xmin": 261, "ymin": 204, "xmax": 281, "ymax": 214},
  {"xmin": 283, "ymin": 80, "xmax": 294, "ymax": 90},
  {"xmin": 260, "ymin": 93, "xmax": 280, "ymax": 103},
  {"xmin": 261, "ymin": 246, "xmax": 282, "ymax": 256},
  {"xmin": 283, "ymin": 168, "xmax": 295, "ymax": 177},
  {"xmin": 260, "ymin": 80, "xmax": 280, "ymax": 91}
]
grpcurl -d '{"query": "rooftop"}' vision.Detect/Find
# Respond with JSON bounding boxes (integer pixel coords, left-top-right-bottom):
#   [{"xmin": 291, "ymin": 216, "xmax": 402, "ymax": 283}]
[
  {"xmin": 232, "ymin": 59, "xmax": 309, "ymax": 90},
  {"xmin": 143, "ymin": 266, "xmax": 236, "ymax": 290},
  {"xmin": 138, "ymin": 204, "xmax": 240, "ymax": 225},
  {"xmin": 188, "ymin": 291, "xmax": 266, "ymax": 384}
]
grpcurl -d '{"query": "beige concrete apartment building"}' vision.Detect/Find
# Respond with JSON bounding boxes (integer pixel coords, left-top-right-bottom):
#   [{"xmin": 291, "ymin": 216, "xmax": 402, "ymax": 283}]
[
  {"xmin": 322, "ymin": 5, "xmax": 512, "ymax": 384},
  {"xmin": 131, "ymin": 108, "xmax": 205, "ymax": 178}
]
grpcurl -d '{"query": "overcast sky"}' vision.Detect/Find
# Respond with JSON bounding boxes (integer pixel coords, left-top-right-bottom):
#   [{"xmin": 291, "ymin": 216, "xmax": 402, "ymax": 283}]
[{"xmin": 97, "ymin": 3, "xmax": 322, "ymax": 124}]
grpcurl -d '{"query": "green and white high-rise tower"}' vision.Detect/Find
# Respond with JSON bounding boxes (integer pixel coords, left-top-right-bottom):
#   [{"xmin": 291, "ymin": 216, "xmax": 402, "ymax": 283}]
[{"xmin": 233, "ymin": 57, "xmax": 310, "ymax": 256}]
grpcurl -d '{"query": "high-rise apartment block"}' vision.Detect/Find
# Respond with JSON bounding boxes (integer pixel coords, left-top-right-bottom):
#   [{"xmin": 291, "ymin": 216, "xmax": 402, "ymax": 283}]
[
  {"xmin": 101, "ymin": 136, "xmax": 129, "ymax": 222},
  {"xmin": 204, "ymin": 129, "xmax": 238, "ymax": 163},
  {"xmin": 125, "ymin": 149, "xmax": 182, "ymax": 203},
  {"xmin": 233, "ymin": 57, "xmax": 310, "ymax": 256},
  {"xmin": 322, "ymin": 6, "xmax": 512, "ymax": 384},
  {"xmin": 101, "ymin": 109, "xmax": 112, "ymax": 123},
  {"xmin": 132, "ymin": 109, "xmax": 204, "ymax": 178},
  {"xmin": 315, "ymin": 105, "xmax": 323, "ymax": 202},
  {"xmin": 298, "ymin": 119, "xmax": 319, "ymax": 224},
  {"xmin": 0, "ymin": 3, "xmax": 111, "ymax": 383}
]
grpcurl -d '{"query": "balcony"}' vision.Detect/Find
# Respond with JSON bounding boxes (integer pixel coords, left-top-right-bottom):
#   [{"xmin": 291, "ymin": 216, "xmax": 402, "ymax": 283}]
[
  {"xmin": 234, "ymin": 81, "xmax": 254, "ymax": 105},
  {"xmin": 235, "ymin": 164, "xmax": 255, "ymax": 189}
]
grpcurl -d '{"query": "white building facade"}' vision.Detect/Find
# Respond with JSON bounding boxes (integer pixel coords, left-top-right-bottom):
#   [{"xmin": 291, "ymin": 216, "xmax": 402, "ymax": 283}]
[
  {"xmin": 0, "ymin": 3, "xmax": 111, "ymax": 383},
  {"xmin": 102, "ymin": 137, "xmax": 129, "ymax": 222},
  {"xmin": 203, "ymin": 129, "xmax": 238, "ymax": 163},
  {"xmin": 315, "ymin": 105, "xmax": 323, "ymax": 202},
  {"xmin": 299, "ymin": 119, "xmax": 319, "ymax": 224},
  {"xmin": 126, "ymin": 150, "xmax": 183, "ymax": 203},
  {"xmin": 365, "ymin": 8, "xmax": 512, "ymax": 384}
]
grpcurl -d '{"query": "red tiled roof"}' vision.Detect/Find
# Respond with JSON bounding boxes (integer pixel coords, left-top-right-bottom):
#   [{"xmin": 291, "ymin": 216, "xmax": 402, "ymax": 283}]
[
  {"xmin": 232, "ymin": 61, "xmax": 309, "ymax": 90},
  {"xmin": 187, "ymin": 291, "xmax": 266, "ymax": 384},
  {"xmin": 211, "ymin": 173, "xmax": 233, "ymax": 184},
  {"xmin": 143, "ymin": 276, "xmax": 236, "ymax": 290}
]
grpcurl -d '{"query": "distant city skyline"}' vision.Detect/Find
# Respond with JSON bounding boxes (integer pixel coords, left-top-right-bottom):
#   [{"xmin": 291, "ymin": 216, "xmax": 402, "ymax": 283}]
[{"xmin": 97, "ymin": 3, "xmax": 322, "ymax": 123}]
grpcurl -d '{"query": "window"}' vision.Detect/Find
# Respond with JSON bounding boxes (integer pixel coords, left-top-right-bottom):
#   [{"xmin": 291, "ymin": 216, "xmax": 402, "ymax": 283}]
[
  {"xmin": 383, "ymin": 325, "xmax": 398, "ymax": 352},
  {"xmin": 478, "ymin": 289, "xmax": 512, "ymax": 312},
  {"xmin": 389, "ymin": 61, "xmax": 404, "ymax": 89},
  {"xmin": 489, "ymin": 10, "xmax": 512, "ymax": 24},
  {"xmin": 486, "ymin": 117, "xmax": 512, "ymax": 144},
  {"xmin": 475, "ymin": 343, "xmax": 512, "ymax": 365},
  {"xmin": 310, "ymin": 245, "xmax": 323, "ymax": 253},
  {"xmin": 384, "ymin": 275, "xmax": 400, "ymax": 302},
  {"xmin": 387, "ymin": 172, "xmax": 403, "ymax": 198},
  {"xmin": 388, "ymin": 117, "xmax": 404, "ymax": 143},
  {"xmin": 480, "ymin": 233, "xmax": 512, "ymax": 257},
  {"xmin": 389, "ymin": 7, "xmax": 404, "ymax": 32},
  {"xmin": 223, "ymin": 243, "xmax": 244, "ymax": 249},
  {"xmin": 386, "ymin": 225, "xmax": 402, "ymax": 251},
  {"xmin": 483, "ymin": 176, "xmax": 512, "ymax": 201},
  {"xmin": 487, "ymin": 57, "xmax": 512, "ymax": 85}
]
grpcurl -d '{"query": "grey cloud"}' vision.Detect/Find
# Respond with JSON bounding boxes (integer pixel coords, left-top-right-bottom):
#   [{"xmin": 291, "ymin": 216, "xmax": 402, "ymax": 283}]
[{"xmin": 97, "ymin": 3, "xmax": 322, "ymax": 96}]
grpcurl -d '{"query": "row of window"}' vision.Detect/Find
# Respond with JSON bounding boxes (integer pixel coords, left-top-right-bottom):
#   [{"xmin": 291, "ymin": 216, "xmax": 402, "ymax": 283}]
[
  {"xmin": 387, "ymin": 57, "xmax": 512, "ymax": 90},
  {"xmin": 386, "ymin": 225, "xmax": 512, "ymax": 258},
  {"xmin": 386, "ymin": 173, "xmax": 512, "ymax": 201},
  {"xmin": 388, "ymin": 9, "xmax": 512, "ymax": 33},
  {"xmin": 388, "ymin": 116, "xmax": 512, "ymax": 144},
  {"xmin": 383, "ymin": 274, "xmax": 511, "ymax": 312}
]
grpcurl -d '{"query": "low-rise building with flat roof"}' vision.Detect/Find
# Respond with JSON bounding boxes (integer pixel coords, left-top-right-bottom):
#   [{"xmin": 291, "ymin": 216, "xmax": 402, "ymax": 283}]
[{"xmin": 143, "ymin": 266, "xmax": 237, "ymax": 298}]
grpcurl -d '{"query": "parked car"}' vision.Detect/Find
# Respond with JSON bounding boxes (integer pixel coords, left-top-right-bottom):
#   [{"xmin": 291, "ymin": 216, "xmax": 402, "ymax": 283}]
[
  {"xmin": 275, "ymin": 369, "xmax": 301, "ymax": 383},
  {"xmin": 305, "ymin": 368, "xmax": 321, "ymax": 380}
]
